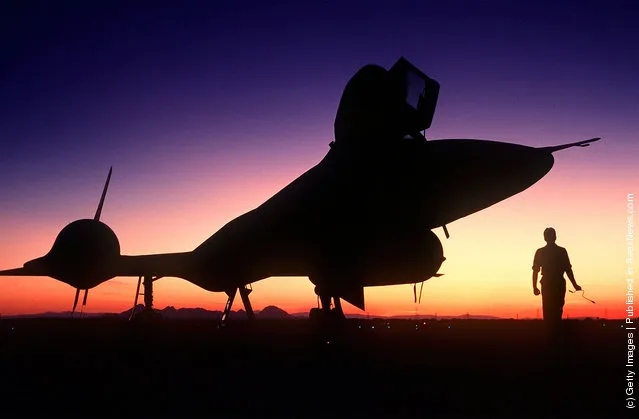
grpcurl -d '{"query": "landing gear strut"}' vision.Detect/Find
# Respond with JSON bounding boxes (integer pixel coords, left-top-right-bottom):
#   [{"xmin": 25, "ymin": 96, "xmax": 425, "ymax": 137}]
[
  {"xmin": 310, "ymin": 287, "xmax": 345, "ymax": 322},
  {"xmin": 71, "ymin": 288, "xmax": 89, "ymax": 319},
  {"xmin": 221, "ymin": 284, "xmax": 255, "ymax": 325},
  {"xmin": 129, "ymin": 275, "xmax": 161, "ymax": 321},
  {"xmin": 143, "ymin": 275, "xmax": 153, "ymax": 312}
]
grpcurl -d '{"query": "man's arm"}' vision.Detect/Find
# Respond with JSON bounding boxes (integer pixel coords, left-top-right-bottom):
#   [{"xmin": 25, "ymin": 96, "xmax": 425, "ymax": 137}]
[
  {"xmin": 564, "ymin": 249, "xmax": 581, "ymax": 290},
  {"xmin": 532, "ymin": 250, "xmax": 541, "ymax": 295},
  {"xmin": 566, "ymin": 268, "xmax": 580, "ymax": 290},
  {"xmin": 532, "ymin": 268, "xmax": 541, "ymax": 295}
]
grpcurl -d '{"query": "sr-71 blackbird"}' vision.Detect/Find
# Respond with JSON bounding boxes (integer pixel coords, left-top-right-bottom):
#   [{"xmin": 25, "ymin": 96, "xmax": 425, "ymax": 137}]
[{"xmin": 0, "ymin": 57, "xmax": 600, "ymax": 321}]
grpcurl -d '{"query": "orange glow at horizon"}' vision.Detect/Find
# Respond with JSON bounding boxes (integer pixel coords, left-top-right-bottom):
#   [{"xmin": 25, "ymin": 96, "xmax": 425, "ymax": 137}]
[{"xmin": 0, "ymin": 148, "xmax": 635, "ymax": 320}]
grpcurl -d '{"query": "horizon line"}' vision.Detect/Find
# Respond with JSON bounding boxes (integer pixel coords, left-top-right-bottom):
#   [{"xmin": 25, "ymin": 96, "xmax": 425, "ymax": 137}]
[{"xmin": 0, "ymin": 304, "xmax": 620, "ymax": 321}]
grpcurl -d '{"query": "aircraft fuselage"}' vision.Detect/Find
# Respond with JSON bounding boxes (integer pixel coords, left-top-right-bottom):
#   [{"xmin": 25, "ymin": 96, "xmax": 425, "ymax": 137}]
[{"xmin": 177, "ymin": 136, "xmax": 554, "ymax": 293}]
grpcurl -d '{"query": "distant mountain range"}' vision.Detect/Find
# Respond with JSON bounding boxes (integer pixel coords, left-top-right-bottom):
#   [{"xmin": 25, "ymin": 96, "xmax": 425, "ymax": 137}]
[
  {"xmin": 2, "ymin": 305, "xmax": 511, "ymax": 320},
  {"xmin": 1, "ymin": 304, "xmax": 292, "ymax": 320}
]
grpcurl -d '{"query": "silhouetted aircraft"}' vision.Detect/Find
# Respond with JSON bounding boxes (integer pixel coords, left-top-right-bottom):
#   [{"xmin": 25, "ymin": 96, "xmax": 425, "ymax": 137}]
[{"xmin": 0, "ymin": 57, "xmax": 600, "ymax": 321}]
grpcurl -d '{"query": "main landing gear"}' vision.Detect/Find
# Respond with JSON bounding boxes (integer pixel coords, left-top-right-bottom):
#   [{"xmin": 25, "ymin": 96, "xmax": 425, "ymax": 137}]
[
  {"xmin": 309, "ymin": 287, "xmax": 346, "ymax": 323},
  {"xmin": 221, "ymin": 284, "xmax": 255, "ymax": 326}
]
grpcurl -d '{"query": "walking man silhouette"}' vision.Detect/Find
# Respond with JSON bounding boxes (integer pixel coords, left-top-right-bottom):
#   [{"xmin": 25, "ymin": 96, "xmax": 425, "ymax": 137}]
[{"xmin": 532, "ymin": 228, "xmax": 581, "ymax": 330}]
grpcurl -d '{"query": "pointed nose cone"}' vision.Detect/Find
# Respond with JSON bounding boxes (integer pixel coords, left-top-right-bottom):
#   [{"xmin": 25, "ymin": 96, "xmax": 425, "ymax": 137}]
[
  {"xmin": 487, "ymin": 143, "xmax": 555, "ymax": 189},
  {"xmin": 429, "ymin": 139, "xmax": 554, "ymax": 225}
]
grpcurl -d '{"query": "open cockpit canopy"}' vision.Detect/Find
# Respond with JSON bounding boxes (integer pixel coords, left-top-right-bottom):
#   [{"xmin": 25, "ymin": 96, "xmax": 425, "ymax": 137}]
[
  {"xmin": 389, "ymin": 57, "xmax": 440, "ymax": 134},
  {"xmin": 334, "ymin": 57, "xmax": 439, "ymax": 146}
]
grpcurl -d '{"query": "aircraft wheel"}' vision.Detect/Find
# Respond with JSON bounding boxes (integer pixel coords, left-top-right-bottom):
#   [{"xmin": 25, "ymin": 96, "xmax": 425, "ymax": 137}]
[{"xmin": 330, "ymin": 308, "xmax": 346, "ymax": 321}]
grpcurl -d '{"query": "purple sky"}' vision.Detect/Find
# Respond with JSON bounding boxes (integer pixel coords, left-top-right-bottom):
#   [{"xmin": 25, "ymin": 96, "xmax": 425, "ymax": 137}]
[{"xmin": 1, "ymin": 0, "xmax": 637, "ymax": 236}]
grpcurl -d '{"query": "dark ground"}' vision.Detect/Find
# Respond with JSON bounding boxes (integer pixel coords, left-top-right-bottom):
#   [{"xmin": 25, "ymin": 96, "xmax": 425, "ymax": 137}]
[{"xmin": 0, "ymin": 317, "xmax": 629, "ymax": 419}]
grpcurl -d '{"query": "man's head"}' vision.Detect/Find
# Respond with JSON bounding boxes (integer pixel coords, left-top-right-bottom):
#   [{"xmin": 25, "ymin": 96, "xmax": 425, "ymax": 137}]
[{"xmin": 543, "ymin": 227, "xmax": 557, "ymax": 244}]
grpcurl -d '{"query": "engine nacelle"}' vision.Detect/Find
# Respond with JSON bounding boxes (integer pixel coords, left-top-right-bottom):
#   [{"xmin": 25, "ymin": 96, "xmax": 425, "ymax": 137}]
[
  {"xmin": 26, "ymin": 219, "xmax": 121, "ymax": 289},
  {"xmin": 357, "ymin": 229, "xmax": 445, "ymax": 287}
]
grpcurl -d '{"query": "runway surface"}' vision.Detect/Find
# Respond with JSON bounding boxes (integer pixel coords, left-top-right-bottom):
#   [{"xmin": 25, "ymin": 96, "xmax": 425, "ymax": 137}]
[{"xmin": 0, "ymin": 317, "xmax": 627, "ymax": 418}]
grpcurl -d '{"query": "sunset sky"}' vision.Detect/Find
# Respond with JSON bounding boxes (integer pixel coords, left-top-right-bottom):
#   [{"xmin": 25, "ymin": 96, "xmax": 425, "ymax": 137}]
[{"xmin": 0, "ymin": 0, "xmax": 636, "ymax": 318}]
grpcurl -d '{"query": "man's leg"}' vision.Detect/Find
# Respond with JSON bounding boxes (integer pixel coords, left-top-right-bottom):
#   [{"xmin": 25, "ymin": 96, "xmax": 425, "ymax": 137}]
[
  {"xmin": 541, "ymin": 286, "xmax": 558, "ymax": 322},
  {"xmin": 542, "ymin": 291, "xmax": 551, "ymax": 322},
  {"xmin": 542, "ymin": 284, "xmax": 562, "ymax": 339},
  {"xmin": 557, "ymin": 282, "xmax": 566, "ymax": 320}
]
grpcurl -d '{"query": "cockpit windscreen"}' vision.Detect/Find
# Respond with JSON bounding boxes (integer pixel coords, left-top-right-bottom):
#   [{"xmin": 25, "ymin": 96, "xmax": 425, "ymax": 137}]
[{"xmin": 390, "ymin": 57, "xmax": 440, "ymax": 132}]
